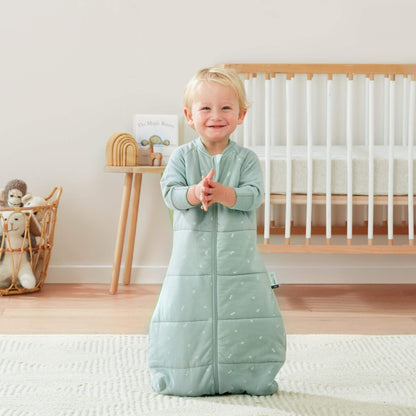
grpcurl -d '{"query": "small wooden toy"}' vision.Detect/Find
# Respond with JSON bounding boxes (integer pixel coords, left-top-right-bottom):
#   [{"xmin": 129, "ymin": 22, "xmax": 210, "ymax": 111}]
[
  {"xmin": 106, "ymin": 133, "xmax": 139, "ymax": 166},
  {"xmin": 146, "ymin": 144, "xmax": 163, "ymax": 166}
]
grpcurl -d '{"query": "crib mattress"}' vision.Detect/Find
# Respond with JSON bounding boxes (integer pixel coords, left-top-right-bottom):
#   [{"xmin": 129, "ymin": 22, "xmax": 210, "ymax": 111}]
[{"xmin": 254, "ymin": 145, "xmax": 416, "ymax": 195}]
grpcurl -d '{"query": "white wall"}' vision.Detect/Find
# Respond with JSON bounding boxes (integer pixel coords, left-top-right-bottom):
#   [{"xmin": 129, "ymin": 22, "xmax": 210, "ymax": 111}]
[{"xmin": 2, "ymin": 0, "xmax": 416, "ymax": 285}]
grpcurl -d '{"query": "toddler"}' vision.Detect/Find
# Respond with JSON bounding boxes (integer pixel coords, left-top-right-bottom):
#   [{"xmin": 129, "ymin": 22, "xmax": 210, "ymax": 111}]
[{"xmin": 148, "ymin": 67, "xmax": 286, "ymax": 396}]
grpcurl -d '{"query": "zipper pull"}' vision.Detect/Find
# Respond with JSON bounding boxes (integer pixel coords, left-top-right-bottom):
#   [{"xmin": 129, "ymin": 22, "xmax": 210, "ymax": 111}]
[{"xmin": 269, "ymin": 272, "xmax": 279, "ymax": 289}]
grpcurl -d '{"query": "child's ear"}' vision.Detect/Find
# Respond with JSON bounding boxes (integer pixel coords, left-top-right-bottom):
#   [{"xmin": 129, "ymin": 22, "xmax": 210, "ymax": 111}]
[
  {"xmin": 237, "ymin": 109, "xmax": 247, "ymax": 125},
  {"xmin": 184, "ymin": 108, "xmax": 194, "ymax": 127}
]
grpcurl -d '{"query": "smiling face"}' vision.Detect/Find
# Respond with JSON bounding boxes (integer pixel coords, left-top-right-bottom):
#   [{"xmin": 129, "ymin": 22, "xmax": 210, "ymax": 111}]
[
  {"xmin": 184, "ymin": 81, "xmax": 246, "ymax": 155},
  {"xmin": 7, "ymin": 188, "xmax": 24, "ymax": 208},
  {"xmin": 0, "ymin": 211, "xmax": 25, "ymax": 235}
]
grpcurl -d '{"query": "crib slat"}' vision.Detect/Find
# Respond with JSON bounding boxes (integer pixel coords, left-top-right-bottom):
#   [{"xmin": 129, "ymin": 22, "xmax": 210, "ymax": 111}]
[
  {"xmin": 326, "ymin": 75, "xmax": 333, "ymax": 244},
  {"xmin": 264, "ymin": 74, "xmax": 272, "ymax": 244},
  {"xmin": 363, "ymin": 77, "xmax": 369, "ymax": 227},
  {"xmin": 388, "ymin": 75, "xmax": 396, "ymax": 244},
  {"xmin": 365, "ymin": 76, "xmax": 369, "ymax": 147},
  {"xmin": 384, "ymin": 75, "xmax": 389, "ymax": 146},
  {"xmin": 306, "ymin": 74, "xmax": 313, "ymax": 244},
  {"xmin": 346, "ymin": 74, "xmax": 353, "ymax": 244},
  {"xmin": 408, "ymin": 76, "xmax": 416, "ymax": 244},
  {"xmin": 285, "ymin": 75, "xmax": 293, "ymax": 243},
  {"xmin": 368, "ymin": 75, "xmax": 375, "ymax": 244},
  {"xmin": 270, "ymin": 74, "xmax": 277, "ymax": 228},
  {"xmin": 251, "ymin": 74, "xmax": 257, "ymax": 147},
  {"xmin": 401, "ymin": 75, "xmax": 409, "ymax": 225},
  {"xmin": 243, "ymin": 74, "xmax": 251, "ymax": 148},
  {"xmin": 381, "ymin": 74, "xmax": 390, "ymax": 228},
  {"xmin": 271, "ymin": 74, "xmax": 277, "ymax": 146},
  {"xmin": 402, "ymin": 75, "xmax": 409, "ymax": 146}
]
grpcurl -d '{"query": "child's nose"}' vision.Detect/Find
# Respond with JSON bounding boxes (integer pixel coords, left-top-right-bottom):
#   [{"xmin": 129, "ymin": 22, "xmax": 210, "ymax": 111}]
[{"xmin": 211, "ymin": 109, "xmax": 222, "ymax": 119}]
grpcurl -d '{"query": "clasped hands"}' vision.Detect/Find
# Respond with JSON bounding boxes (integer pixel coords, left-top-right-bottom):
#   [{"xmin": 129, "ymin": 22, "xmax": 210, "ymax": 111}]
[{"xmin": 191, "ymin": 168, "xmax": 236, "ymax": 211}]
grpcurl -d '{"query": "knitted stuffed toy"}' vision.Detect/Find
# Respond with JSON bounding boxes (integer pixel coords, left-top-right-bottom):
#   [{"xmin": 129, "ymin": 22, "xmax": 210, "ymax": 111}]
[
  {"xmin": 0, "ymin": 179, "xmax": 27, "ymax": 208},
  {"xmin": 0, "ymin": 211, "xmax": 37, "ymax": 289}
]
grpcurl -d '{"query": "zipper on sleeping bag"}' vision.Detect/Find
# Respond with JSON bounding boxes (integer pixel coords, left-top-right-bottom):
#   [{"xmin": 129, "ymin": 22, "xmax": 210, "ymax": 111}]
[{"xmin": 212, "ymin": 203, "xmax": 219, "ymax": 394}]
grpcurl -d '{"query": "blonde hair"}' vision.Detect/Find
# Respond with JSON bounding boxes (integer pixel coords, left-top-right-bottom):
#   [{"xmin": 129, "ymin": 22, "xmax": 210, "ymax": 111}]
[{"xmin": 183, "ymin": 67, "xmax": 249, "ymax": 113}]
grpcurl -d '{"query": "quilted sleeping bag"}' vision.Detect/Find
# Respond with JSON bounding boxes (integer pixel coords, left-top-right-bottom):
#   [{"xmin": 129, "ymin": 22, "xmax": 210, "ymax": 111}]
[{"xmin": 148, "ymin": 138, "xmax": 286, "ymax": 396}]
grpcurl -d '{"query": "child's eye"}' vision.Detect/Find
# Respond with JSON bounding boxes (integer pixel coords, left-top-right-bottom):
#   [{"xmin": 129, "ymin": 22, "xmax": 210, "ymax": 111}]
[
  {"xmin": 222, "ymin": 106, "xmax": 231, "ymax": 110},
  {"xmin": 201, "ymin": 106, "xmax": 210, "ymax": 111}
]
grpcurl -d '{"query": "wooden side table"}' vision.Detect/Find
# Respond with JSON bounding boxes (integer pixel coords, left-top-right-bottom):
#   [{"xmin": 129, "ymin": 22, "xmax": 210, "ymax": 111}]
[{"xmin": 105, "ymin": 165, "xmax": 165, "ymax": 294}]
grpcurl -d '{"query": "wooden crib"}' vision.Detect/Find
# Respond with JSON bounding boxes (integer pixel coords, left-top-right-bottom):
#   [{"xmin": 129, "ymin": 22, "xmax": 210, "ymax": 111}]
[{"xmin": 222, "ymin": 64, "xmax": 416, "ymax": 254}]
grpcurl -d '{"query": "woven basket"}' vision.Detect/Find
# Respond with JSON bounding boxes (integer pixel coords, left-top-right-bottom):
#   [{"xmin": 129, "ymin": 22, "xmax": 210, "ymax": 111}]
[{"xmin": 0, "ymin": 186, "xmax": 62, "ymax": 296}]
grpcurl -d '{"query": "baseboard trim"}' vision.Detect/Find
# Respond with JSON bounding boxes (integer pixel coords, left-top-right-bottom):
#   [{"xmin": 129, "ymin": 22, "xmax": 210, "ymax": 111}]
[{"xmin": 46, "ymin": 265, "xmax": 416, "ymax": 284}]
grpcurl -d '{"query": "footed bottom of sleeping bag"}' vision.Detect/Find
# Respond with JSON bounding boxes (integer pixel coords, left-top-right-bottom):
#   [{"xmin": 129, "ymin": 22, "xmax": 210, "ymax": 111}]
[{"xmin": 150, "ymin": 361, "xmax": 282, "ymax": 397}]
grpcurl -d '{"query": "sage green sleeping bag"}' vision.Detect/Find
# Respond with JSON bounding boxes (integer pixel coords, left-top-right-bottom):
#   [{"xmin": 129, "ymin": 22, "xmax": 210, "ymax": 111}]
[{"xmin": 148, "ymin": 138, "xmax": 286, "ymax": 396}]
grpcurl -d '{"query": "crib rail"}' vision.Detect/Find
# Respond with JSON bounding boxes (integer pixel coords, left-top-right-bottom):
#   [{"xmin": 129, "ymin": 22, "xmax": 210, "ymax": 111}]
[{"xmin": 222, "ymin": 64, "xmax": 416, "ymax": 253}]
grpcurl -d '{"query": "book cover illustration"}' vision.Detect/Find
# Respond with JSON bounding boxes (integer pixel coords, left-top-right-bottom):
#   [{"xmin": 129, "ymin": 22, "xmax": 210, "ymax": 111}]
[{"xmin": 133, "ymin": 114, "xmax": 178, "ymax": 165}]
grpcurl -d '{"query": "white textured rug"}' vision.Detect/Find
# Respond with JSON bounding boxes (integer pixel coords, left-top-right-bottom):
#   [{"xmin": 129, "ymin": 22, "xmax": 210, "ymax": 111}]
[{"xmin": 0, "ymin": 334, "xmax": 415, "ymax": 416}]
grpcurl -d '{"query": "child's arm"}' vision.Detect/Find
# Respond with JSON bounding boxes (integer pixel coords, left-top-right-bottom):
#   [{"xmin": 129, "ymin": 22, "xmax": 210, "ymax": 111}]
[
  {"xmin": 161, "ymin": 148, "xmax": 197, "ymax": 211},
  {"xmin": 201, "ymin": 151, "xmax": 264, "ymax": 212},
  {"xmin": 161, "ymin": 149, "xmax": 217, "ymax": 211},
  {"xmin": 230, "ymin": 150, "xmax": 264, "ymax": 211}
]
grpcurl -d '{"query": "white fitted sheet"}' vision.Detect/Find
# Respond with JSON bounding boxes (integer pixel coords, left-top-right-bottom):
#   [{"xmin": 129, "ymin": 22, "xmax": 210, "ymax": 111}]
[{"xmin": 254, "ymin": 145, "xmax": 416, "ymax": 195}]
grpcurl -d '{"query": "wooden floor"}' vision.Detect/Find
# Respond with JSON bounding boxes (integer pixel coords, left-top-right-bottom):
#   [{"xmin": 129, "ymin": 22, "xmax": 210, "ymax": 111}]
[{"xmin": 1, "ymin": 284, "xmax": 416, "ymax": 335}]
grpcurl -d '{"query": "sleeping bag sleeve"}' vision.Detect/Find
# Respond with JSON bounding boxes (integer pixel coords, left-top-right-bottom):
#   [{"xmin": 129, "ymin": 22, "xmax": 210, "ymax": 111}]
[
  {"xmin": 160, "ymin": 148, "xmax": 195, "ymax": 211},
  {"xmin": 230, "ymin": 150, "xmax": 264, "ymax": 212}
]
